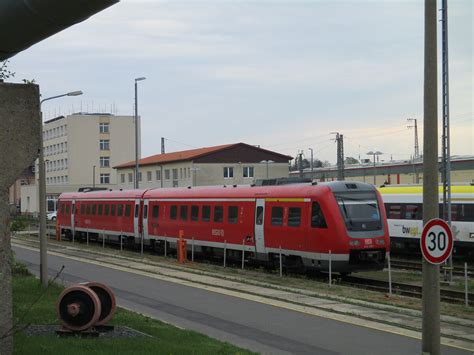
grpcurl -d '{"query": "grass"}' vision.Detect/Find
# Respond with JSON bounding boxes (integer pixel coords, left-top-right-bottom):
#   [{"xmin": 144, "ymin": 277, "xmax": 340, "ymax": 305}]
[{"xmin": 12, "ymin": 262, "xmax": 254, "ymax": 355}]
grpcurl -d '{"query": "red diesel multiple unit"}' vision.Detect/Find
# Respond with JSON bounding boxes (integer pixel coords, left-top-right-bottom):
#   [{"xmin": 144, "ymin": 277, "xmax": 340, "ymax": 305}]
[{"xmin": 57, "ymin": 181, "xmax": 389, "ymax": 273}]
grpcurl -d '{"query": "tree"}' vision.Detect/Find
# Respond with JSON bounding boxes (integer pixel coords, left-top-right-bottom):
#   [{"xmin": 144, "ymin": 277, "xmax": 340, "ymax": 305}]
[
  {"xmin": 0, "ymin": 60, "xmax": 15, "ymax": 81},
  {"xmin": 345, "ymin": 157, "xmax": 359, "ymax": 165}
]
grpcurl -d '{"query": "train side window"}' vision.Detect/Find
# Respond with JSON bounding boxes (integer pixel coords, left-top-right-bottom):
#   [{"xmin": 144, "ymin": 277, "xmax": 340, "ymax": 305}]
[
  {"xmin": 311, "ymin": 202, "xmax": 327, "ymax": 228},
  {"xmin": 180, "ymin": 206, "xmax": 188, "ymax": 221},
  {"xmin": 191, "ymin": 205, "xmax": 199, "ymax": 221},
  {"xmin": 110, "ymin": 204, "xmax": 116, "ymax": 216},
  {"xmin": 214, "ymin": 206, "xmax": 223, "ymax": 222},
  {"xmin": 387, "ymin": 204, "xmax": 401, "ymax": 219},
  {"xmin": 170, "ymin": 205, "xmax": 177, "ymax": 220},
  {"xmin": 152, "ymin": 205, "xmax": 159, "ymax": 219},
  {"xmin": 65, "ymin": 204, "xmax": 70, "ymax": 215},
  {"xmin": 458, "ymin": 204, "xmax": 474, "ymax": 222},
  {"xmin": 256, "ymin": 207, "xmax": 263, "ymax": 225},
  {"xmin": 202, "ymin": 205, "xmax": 211, "ymax": 222},
  {"xmin": 271, "ymin": 207, "xmax": 283, "ymax": 226},
  {"xmin": 144, "ymin": 205, "xmax": 148, "ymax": 219},
  {"xmin": 98, "ymin": 204, "xmax": 103, "ymax": 216},
  {"xmin": 92, "ymin": 204, "xmax": 97, "ymax": 215},
  {"xmin": 125, "ymin": 204, "xmax": 131, "ymax": 217},
  {"xmin": 117, "ymin": 204, "xmax": 123, "ymax": 217},
  {"xmin": 104, "ymin": 204, "xmax": 109, "ymax": 216},
  {"xmin": 405, "ymin": 204, "xmax": 421, "ymax": 219},
  {"xmin": 288, "ymin": 207, "xmax": 301, "ymax": 227},
  {"xmin": 228, "ymin": 206, "xmax": 238, "ymax": 224},
  {"xmin": 134, "ymin": 204, "xmax": 139, "ymax": 218},
  {"xmin": 86, "ymin": 204, "xmax": 91, "ymax": 215},
  {"xmin": 80, "ymin": 204, "xmax": 84, "ymax": 215}
]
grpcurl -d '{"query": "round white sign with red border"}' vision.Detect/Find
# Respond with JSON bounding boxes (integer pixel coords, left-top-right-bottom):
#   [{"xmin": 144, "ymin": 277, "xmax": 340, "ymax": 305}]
[{"xmin": 420, "ymin": 218, "xmax": 453, "ymax": 264}]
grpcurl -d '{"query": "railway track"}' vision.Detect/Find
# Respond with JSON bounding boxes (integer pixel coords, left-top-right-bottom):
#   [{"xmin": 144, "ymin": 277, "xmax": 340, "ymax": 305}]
[
  {"xmin": 13, "ymin": 234, "xmax": 473, "ymax": 307},
  {"xmin": 341, "ymin": 275, "xmax": 473, "ymax": 306},
  {"xmin": 390, "ymin": 258, "xmax": 474, "ymax": 278}
]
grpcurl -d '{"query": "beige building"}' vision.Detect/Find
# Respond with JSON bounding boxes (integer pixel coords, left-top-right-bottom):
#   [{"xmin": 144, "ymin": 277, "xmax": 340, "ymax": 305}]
[
  {"xmin": 114, "ymin": 143, "xmax": 292, "ymax": 189},
  {"xmin": 290, "ymin": 155, "xmax": 474, "ymax": 185},
  {"xmin": 21, "ymin": 113, "xmax": 137, "ymax": 213}
]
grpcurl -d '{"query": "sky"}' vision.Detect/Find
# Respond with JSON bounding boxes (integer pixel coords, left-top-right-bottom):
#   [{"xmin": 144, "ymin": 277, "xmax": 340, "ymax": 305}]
[{"xmin": 8, "ymin": 0, "xmax": 473, "ymax": 165}]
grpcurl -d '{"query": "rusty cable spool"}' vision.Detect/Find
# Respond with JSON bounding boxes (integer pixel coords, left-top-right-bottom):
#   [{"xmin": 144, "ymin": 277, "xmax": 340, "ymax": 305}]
[
  {"xmin": 84, "ymin": 282, "xmax": 116, "ymax": 325},
  {"xmin": 56, "ymin": 285, "xmax": 101, "ymax": 331}
]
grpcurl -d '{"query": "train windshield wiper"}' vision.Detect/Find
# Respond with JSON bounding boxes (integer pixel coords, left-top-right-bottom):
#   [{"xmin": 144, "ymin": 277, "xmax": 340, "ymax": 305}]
[{"xmin": 339, "ymin": 198, "xmax": 353, "ymax": 229}]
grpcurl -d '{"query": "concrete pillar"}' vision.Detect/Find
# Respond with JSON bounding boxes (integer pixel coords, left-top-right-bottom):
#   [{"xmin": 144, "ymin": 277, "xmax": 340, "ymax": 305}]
[{"xmin": 0, "ymin": 82, "xmax": 40, "ymax": 354}]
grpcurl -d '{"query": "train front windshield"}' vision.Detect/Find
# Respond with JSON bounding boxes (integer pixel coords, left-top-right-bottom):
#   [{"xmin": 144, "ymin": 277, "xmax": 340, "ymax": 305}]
[{"xmin": 334, "ymin": 192, "xmax": 382, "ymax": 232}]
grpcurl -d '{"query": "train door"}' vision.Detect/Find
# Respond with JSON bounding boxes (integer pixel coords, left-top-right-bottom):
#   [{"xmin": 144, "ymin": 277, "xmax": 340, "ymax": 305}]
[
  {"xmin": 254, "ymin": 199, "xmax": 266, "ymax": 254},
  {"xmin": 134, "ymin": 199, "xmax": 140, "ymax": 239},
  {"xmin": 71, "ymin": 200, "xmax": 75, "ymax": 236},
  {"xmin": 143, "ymin": 199, "xmax": 149, "ymax": 239}
]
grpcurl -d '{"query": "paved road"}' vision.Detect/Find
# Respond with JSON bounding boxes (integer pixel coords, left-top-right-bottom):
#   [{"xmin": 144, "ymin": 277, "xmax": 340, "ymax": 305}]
[{"xmin": 13, "ymin": 245, "xmax": 470, "ymax": 355}]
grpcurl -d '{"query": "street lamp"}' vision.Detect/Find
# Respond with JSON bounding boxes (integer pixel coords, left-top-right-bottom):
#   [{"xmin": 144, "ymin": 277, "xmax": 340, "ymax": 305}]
[
  {"xmin": 39, "ymin": 90, "xmax": 82, "ymax": 288},
  {"xmin": 366, "ymin": 151, "xmax": 383, "ymax": 185},
  {"xmin": 134, "ymin": 77, "xmax": 146, "ymax": 189},
  {"xmin": 260, "ymin": 160, "xmax": 275, "ymax": 179}
]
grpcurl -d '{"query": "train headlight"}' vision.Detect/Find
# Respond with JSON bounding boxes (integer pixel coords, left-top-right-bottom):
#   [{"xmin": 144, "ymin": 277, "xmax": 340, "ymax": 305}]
[
  {"xmin": 375, "ymin": 239, "xmax": 385, "ymax": 245},
  {"xmin": 349, "ymin": 240, "xmax": 361, "ymax": 247}
]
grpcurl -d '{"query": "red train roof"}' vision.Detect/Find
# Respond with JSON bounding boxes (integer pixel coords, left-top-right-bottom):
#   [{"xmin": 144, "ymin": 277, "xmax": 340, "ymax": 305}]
[{"xmin": 59, "ymin": 189, "xmax": 147, "ymax": 200}]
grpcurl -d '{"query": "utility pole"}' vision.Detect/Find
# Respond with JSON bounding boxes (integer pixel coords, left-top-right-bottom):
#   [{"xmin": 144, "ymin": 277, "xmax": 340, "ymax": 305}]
[
  {"xmin": 308, "ymin": 148, "xmax": 314, "ymax": 180},
  {"xmin": 407, "ymin": 118, "xmax": 420, "ymax": 159},
  {"xmin": 161, "ymin": 137, "xmax": 165, "ymax": 154},
  {"xmin": 422, "ymin": 1, "xmax": 440, "ymax": 354},
  {"xmin": 331, "ymin": 132, "xmax": 344, "ymax": 180},
  {"xmin": 440, "ymin": 0, "xmax": 453, "ymax": 282},
  {"xmin": 407, "ymin": 118, "xmax": 420, "ymax": 183}
]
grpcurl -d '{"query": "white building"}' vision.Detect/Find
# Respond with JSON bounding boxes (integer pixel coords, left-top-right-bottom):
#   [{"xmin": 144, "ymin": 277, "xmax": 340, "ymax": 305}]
[
  {"xmin": 21, "ymin": 113, "xmax": 137, "ymax": 213},
  {"xmin": 114, "ymin": 143, "xmax": 292, "ymax": 189}
]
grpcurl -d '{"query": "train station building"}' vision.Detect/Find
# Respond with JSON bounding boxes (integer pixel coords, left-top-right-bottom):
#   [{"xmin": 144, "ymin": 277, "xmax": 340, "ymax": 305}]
[{"xmin": 114, "ymin": 143, "xmax": 293, "ymax": 189}]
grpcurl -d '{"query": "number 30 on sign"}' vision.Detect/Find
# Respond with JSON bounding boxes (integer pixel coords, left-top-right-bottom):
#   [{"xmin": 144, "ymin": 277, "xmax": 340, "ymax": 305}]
[{"xmin": 420, "ymin": 218, "xmax": 454, "ymax": 264}]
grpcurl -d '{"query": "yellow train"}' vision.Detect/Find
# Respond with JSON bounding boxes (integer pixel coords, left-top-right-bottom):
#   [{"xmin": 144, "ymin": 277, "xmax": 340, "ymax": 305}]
[{"xmin": 378, "ymin": 184, "xmax": 474, "ymax": 258}]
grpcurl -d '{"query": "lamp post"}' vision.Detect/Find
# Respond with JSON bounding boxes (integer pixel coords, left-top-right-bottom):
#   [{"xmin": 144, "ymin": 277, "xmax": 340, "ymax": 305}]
[
  {"xmin": 134, "ymin": 77, "xmax": 146, "ymax": 189},
  {"xmin": 308, "ymin": 148, "xmax": 314, "ymax": 179},
  {"xmin": 366, "ymin": 151, "xmax": 383, "ymax": 185},
  {"xmin": 260, "ymin": 160, "xmax": 275, "ymax": 179},
  {"xmin": 39, "ymin": 90, "xmax": 82, "ymax": 288}
]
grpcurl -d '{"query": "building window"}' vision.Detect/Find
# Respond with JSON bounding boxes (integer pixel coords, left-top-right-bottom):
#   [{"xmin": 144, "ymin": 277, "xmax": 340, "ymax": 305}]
[
  {"xmin": 180, "ymin": 168, "xmax": 183, "ymax": 179},
  {"xmin": 165, "ymin": 169, "xmax": 170, "ymax": 180},
  {"xmin": 100, "ymin": 173, "xmax": 110, "ymax": 184},
  {"xmin": 100, "ymin": 156, "xmax": 110, "ymax": 168},
  {"xmin": 99, "ymin": 123, "xmax": 109, "ymax": 133},
  {"xmin": 172, "ymin": 169, "xmax": 178, "ymax": 180},
  {"xmin": 138, "ymin": 172, "xmax": 142, "ymax": 182},
  {"xmin": 223, "ymin": 167, "xmax": 234, "ymax": 179},
  {"xmin": 121, "ymin": 174, "xmax": 125, "ymax": 184},
  {"xmin": 155, "ymin": 170, "xmax": 161, "ymax": 180},
  {"xmin": 100, "ymin": 139, "xmax": 110, "ymax": 150},
  {"xmin": 128, "ymin": 173, "xmax": 133, "ymax": 183},
  {"xmin": 243, "ymin": 166, "xmax": 254, "ymax": 178},
  {"xmin": 147, "ymin": 171, "xmax": 152, "ymax": 182}
]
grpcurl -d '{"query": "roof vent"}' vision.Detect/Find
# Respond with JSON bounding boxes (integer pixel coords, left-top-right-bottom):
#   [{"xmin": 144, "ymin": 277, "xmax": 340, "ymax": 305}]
[
  {"xmin": 109, "ymin": 189, "xmax": 112, "ymax": 191},
  {"xmin": 312, "ymin": 182, "xmax": 318, "ymax": 185},
  {"xmin": 345, "ymin": 183, "xmax": 357, "ymax": 189},
  {"xmin": 233, "ymin": 184, "xmax": 237, "ymax": 188},
  {"xmin": 223, "ymin": 185, "xmax": 227, "ymax": 188},
  {"xmin": 120, "ymin": 189, "xmax": 123, "ymax": 191},
  {"xmin": 187, "ymin": 186, "xmax": 191, "ymax": 189}
]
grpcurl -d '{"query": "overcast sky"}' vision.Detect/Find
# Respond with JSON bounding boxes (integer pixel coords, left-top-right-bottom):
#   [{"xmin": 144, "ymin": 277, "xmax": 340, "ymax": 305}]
[{"xmin": 9, "ymin": 0, "xmax": 473, "ymax": 164}]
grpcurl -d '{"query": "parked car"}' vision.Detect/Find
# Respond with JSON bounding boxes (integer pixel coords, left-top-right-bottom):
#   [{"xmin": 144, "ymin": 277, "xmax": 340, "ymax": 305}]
[{"xmin": 47, "ymin": 211, "xmax": 57, "ymax": 221}]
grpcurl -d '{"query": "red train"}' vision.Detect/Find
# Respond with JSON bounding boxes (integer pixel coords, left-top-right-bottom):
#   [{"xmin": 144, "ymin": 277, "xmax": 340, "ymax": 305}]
[{"xmin": 57, "ymin": 181, "xmax": 389, "ymax": 273}]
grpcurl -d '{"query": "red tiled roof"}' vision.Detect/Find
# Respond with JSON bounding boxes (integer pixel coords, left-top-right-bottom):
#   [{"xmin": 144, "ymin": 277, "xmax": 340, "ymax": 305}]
[
  {"xmin": 114, "ymin": 143, "xmax": 235, "ymax": 168},
  {"xmin": 114, "ymin": 142, "xmax": 292, "ymax": 169}
]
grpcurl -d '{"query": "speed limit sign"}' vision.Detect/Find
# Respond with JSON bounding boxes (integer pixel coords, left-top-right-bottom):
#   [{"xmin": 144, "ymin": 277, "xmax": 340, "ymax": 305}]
[{"xmin": 420, "ymin": 218, "xmax": 453, "ymax": 264}]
